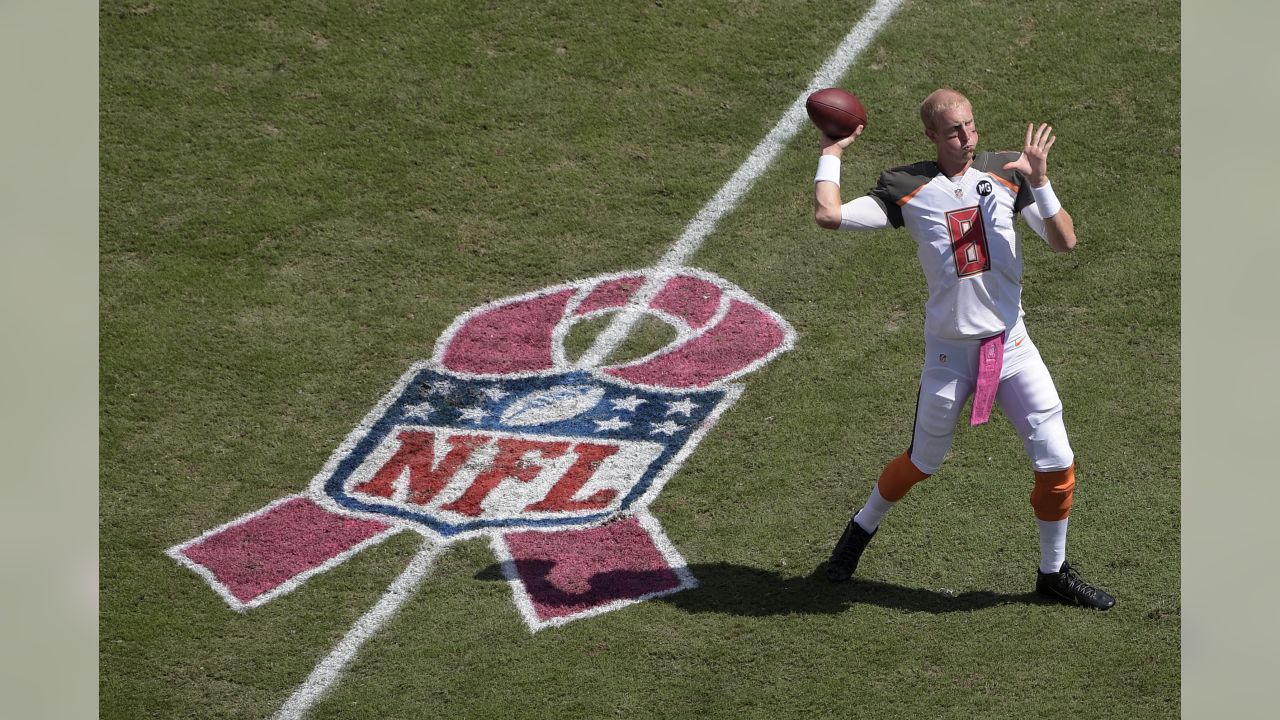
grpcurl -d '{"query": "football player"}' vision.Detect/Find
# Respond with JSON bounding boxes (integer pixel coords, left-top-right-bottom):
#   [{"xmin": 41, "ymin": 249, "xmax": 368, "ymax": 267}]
[{"xmin": 812, "ymin": 88, "xmax": 1113, "ymax": 609}]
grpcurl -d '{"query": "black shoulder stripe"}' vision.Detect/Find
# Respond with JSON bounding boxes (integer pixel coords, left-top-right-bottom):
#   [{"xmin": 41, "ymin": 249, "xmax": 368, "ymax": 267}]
[
  {"xmin": 866, "ymin": 161, "xmax": 935, "ymax": 228},
  {"xmin": 880, "ymin": 161, "xmax": 938, "ymax": 199}
]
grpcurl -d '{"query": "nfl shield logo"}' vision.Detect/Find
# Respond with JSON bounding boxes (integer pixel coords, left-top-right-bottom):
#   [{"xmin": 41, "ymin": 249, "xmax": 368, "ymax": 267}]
[{"xmin": 323, "ymin": 367, "xmax": 731, "ymax": 540}]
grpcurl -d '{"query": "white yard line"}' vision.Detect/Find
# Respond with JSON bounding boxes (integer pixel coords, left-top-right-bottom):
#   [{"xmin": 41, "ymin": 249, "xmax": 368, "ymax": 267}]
[
  {"xmin": 575, "ymin": 0, "xmax": 904, "ymax": 368},
  {"xmin": 273, "ymin": 540, "xmax": 443, "ymax": 720},
  {"xmin": 275, "ymin": 2, "xmax": 902, "ymax": 716}
]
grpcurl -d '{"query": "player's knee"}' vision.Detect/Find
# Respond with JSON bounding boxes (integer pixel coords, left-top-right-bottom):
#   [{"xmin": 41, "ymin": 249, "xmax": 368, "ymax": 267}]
[
  {"xmin": 910, "ymin": 413, "xmax": 953, "ymax": 476},
  {"xmin": 1025, "ymin": 403, "xmax": 1074, "ymax": 472},
  {"xmin": 1031, "ymin": 463, "xmax": 1075, "ymax": 521},
  {"xmin": 906, "ymin": 443, "xmax": 945, "ymax": 476},
  {"xmin": 909, "ymin": 398, "xmax": 960, "ymax": 474},
  {"xmin": 910, "ymin": 373, "xmax": 964, "ymax": 472}
]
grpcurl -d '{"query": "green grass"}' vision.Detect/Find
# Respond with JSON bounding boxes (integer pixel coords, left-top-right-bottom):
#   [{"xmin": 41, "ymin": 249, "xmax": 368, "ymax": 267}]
[{"xmin": 101, "ymin": 0, "xmax": 1179, "ymax": 718}]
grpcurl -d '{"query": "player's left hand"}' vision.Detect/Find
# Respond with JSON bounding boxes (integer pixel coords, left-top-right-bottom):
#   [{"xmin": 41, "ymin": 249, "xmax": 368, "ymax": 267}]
[{"xmin": 1002, "ymin": 123, "xmax": 1056, "ymax": 187}]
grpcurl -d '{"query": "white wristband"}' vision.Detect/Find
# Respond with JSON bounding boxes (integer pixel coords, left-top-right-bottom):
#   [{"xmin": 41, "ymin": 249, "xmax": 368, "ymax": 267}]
[
  {"xmin": 815, "ymin": 155, "xmax": 841, "ymax": 186},
  {"xmin": 1031, "ymin": 180, "xmax": 1062, "ymax": 218}
]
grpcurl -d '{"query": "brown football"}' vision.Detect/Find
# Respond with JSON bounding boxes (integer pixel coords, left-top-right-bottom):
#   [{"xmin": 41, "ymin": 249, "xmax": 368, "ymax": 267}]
[{"xmin": 805, "ymin": 88, "xmax": 868, "ymax": 138}]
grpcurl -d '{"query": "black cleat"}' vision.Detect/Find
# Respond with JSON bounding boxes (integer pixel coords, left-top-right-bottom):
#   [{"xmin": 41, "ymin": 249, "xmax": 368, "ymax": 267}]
[
  {"xmin": 1035, "ymin": 561, "xmax": 1116, "ymax": 610},
  {"xmin": 826, "ymin": 518, "xmax": 875, "ymax": 582}
]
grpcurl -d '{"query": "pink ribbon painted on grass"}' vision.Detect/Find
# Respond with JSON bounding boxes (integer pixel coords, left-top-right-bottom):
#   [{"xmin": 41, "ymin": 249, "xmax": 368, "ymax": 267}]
[
  {"xmin": 173, "ymin": 497, "xmax": 393, "ymax": 608},
  {"xmin": 168, "ymin": 269, "xmax": 794, "ymax": 629},
  {"xmin": 500, "ymin": 517, "xmax": 685, "ymax": 624}
]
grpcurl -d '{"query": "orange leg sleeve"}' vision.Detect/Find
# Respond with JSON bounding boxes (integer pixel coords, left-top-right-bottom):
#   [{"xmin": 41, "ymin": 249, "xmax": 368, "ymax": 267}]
[
  {"xmin": 1030, "ymin": 463, "xmax": 1076, "ymax": 521},
  {"xmin": 877, "ymin": 452, "xmax": 931, "ymax": 502}
]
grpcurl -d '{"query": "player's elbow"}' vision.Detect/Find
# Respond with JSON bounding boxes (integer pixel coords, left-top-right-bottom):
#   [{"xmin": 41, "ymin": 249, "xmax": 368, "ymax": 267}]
[
  {"xmin": 1045, "ymin": 211, "xmax": 1076, "ymax": 252},
  {"xmin": 815, "ymin": 208, "xmax": 842, "ymax": 230},
  {"xmin": 1051, "ymin": 231, "xmax": 1077, "ymax": 253},
  {"xmin": 1048, "ymin": 239, "xmax": 1075, "ymax": 253}
]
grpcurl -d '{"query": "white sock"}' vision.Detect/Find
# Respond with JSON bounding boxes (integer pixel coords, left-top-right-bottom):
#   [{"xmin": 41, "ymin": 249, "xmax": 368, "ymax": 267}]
[
  {"xmin": 1036, "ymin": 517, "xmax": 1069, "ymax": 574},
  {"xmin": 853, "ymin": 484, "xmax": 896, "ymax": 533}
]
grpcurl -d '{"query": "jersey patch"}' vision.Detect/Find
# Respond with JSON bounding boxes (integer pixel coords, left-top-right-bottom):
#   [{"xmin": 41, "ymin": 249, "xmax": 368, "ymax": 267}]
[{"xmin": 973, "ymin": 151, "xmax": 1034, "ymax": 213}]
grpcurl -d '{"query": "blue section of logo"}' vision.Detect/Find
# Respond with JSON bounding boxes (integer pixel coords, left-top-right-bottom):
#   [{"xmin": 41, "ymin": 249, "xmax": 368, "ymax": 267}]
[{"xmin": 325, "ymin": 367, "xmax": 727, "ymax": 537}]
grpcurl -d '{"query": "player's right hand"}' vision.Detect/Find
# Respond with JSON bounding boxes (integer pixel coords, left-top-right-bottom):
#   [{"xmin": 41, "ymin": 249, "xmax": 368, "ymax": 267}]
[{"xmin": 819, "ymin": 124, "xmax": 863, "ymax": 156}]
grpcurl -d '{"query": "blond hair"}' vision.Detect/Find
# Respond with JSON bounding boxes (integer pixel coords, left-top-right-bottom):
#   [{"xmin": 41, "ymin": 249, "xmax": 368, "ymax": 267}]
[{"xmin": 919, "ymin": 88, "xmax": 971, "ymax": 131}]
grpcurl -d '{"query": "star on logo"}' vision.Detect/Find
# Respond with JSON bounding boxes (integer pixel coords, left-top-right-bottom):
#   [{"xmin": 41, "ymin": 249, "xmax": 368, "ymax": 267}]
[
  {"xmin": 402, "ymin": 401, "xmax": 435, "ymax": 419},
  {"xmin": 611, "ymin": 395, "xmax": 647, "ymax": 412},
  {"xmin": 665, "ymin": 399, "xmax": 699, "ymax": 417},
  {"xmin": 457, "ymin": 407, "xmax": 490, "ymax": 423},
  {"xmin": 649, "ymin": 420, "xmax": 683, "ymax": 436},
  {"xmin": 481, "ymin": 386, "xmax": 510, "ymax": 402},
  {"xmin": 594, "ymin": 416, "xmax": 632, "ymax": 432}
]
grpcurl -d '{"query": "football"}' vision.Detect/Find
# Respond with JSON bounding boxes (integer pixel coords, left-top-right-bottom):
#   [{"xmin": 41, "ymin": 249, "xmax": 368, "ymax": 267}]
[
  {"xmin": 805, "ymin": 87, "xmax": 867, "ymax": 138},
  {"xmin": 499, "ymin": 385, "xmax": 606, "ymax": 426}
]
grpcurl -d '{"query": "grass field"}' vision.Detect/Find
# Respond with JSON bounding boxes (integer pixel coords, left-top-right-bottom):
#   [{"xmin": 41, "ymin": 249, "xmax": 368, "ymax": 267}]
[{"xmin": 100, "ymin": 0, "xmax": 1180, "ymax": 718}]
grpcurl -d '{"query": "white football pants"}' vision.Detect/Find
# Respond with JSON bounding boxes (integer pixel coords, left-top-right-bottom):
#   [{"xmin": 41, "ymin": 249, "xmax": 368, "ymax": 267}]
[{"xmin": 907, "ymin": 319, "xmax": 1074, "ymax": 475}]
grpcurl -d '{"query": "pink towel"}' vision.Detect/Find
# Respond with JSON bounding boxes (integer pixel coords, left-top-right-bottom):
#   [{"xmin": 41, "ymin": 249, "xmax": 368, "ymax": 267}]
[{"xmin": 970, "ymin": 332, "xmax": 1005, "ymax": 426}]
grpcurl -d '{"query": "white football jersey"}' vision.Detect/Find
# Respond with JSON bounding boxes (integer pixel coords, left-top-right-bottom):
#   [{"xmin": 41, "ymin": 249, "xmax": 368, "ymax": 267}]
[{"xmin": 860, "ymin": 151, "xmax": 1042, "ymax": 340}]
